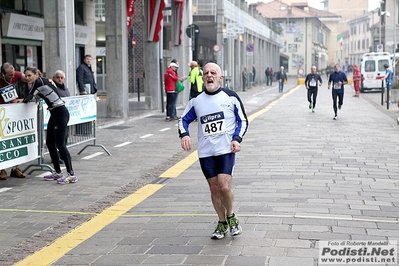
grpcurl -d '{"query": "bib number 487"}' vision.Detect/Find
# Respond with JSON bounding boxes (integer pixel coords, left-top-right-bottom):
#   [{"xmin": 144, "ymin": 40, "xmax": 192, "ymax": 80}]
[{"xmin": 204, "ymin": 121, "xmax": 223, "ymax": 134}]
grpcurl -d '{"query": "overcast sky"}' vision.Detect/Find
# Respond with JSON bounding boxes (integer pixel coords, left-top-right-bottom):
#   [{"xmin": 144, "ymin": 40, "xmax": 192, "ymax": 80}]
[{"xmin": 245, "ymin": 0, "xmax": 379, "ymax": 11}]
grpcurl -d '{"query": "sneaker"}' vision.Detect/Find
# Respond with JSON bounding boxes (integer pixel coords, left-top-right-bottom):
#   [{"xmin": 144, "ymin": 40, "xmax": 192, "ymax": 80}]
[
  {"xmin": 211, "ymin": 221, "xmax": 228, "ymax": 240},
  {"xmin": 165, "ymin": 117, "xmax": 172, "ymax": 122},
  {"xmin": 0, "ymin": 169, "xmax": 7, "ymax": 180},
  {"xmin": 312, "ymin": 108, "xmax": 315, "ymax": 113},
  {"xmin": 338, "ymin": 105, "xmax": 342, "ymax": 110},
  {"xmin": 227, "ymin": 213, "xmax": 242, "ymax": 236},
  {"xmin": 57, "ymin": 174, "xmax": 78, "ymax": 184},
  {"xmin": 333, "ymin": 115, "xmax": 338, "ymax": 120},
  {"xmin": 173, "ymin": 116, "xmax": 180, "ymax": 120},
  {"xmin": 10, "ymin": 166, "xmax": 26, "ymax": 178},
  {"xmin": 309, "ymin": 102, "xmax": 312, "ymax": 109},
  {"xmin": 43, "ymin": 171, "xmax": 63, "ymax": 181}
]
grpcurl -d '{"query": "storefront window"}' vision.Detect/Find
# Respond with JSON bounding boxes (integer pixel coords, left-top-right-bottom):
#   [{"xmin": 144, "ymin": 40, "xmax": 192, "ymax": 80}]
[
  {"xmin": 1, "ymin": 44, "xmax": 39, "ymax": 71},
  {"xmin": 1, "ymin": 0, "xmax": 42, "ymax": 15}
]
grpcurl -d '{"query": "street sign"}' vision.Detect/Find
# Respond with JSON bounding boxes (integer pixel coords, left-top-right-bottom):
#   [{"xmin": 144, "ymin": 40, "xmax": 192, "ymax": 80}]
[
  {"xmin": 224, "ymin": 33, "xmax": 238, "ymax": 39},
  {"xmin": 246, "ymin": 44, "xmax": 254, "ymax": 52},
  {"xmin": 213, "ymin": 44, "xmax": 221, "ymax": 53},
  {"xmin": 226, "ymin": 23, "xmax": 244, "ymax": 35},
  {"xmin": 185, "ymin": 24, "xmax": 200, "ymax": 38},
  {"xmin": 377, "ymin": 44, "xmax": 383, "ymax": 52}
]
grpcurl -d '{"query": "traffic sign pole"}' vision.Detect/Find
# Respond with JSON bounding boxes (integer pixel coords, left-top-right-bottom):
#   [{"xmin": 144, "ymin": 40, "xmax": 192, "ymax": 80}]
[{"xmin": 186, "ymin": 24, "xmax": 200, "ymax": 61}]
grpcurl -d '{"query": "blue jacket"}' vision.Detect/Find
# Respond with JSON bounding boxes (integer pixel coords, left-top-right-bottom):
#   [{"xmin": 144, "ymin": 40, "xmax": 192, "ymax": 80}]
[{"xmin": 328, "ymin": 71, "xmax": 347, "ymax": 93}]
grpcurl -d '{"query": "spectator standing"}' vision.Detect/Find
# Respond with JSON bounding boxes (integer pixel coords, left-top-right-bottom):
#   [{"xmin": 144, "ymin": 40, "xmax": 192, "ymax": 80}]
[
  {"xmin": 23, "ymin": 67, "xmax": 77, "ymax": 184},
  {"xmin": 178, "ymin": 62, "xmax": 248, "ymax": 240},
  {"xmin": 328, "ymin": 64, "xmax": 348, "ymax": 120},
  {"xmin": 352, "ymin": 64, "xmax": 361, "ymax": 97},
  {"xmin": 383, "ymin": 63, "xmax": 393, "ymax": 104},
  {"xmin": 188, "ymin": 61, "xmax": 203, "ymax": 99},
  {"xmin": 76, "ymin": 55, "xmax": 96, "ymax": 135},
  {"xmin": 276, "ymin": 66, "xmax": 287, "ymax": 93},
  {"xmin": 76, "ymin": 54, "xmax": 97, "ymax": 95},
  {"xmin": 265, "ymin": 67, "xmax": 270, "ymax": 86},
  {"xmin": 269, "ymin": 68, "xmax": 274, "ymax": 86},
  {"xmin": 164, "ymin": 62, "xmax": 179, "ymax": 121},
  {"xmin": 242, "ymin": 67, "xmax": 247, "ymax": 91},
  {"xmin": 304, "ymin": 66, "xmax": 323, "ymax": 113},
  {"xmin": 0, "ymin": 62, "xmax": 28, "ymax": 180},
  {"xmin": 53, "ymin": 70, "xmax": 70, "ymax": 97},
  {"xmin": 252, "ymin": 64, "xmax": 256, "ymax": 85}
]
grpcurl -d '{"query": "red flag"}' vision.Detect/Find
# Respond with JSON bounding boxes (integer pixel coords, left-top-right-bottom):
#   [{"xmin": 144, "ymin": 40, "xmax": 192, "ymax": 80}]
[
  {"xmin": 148, "ymin": 0, "xmax": 166, "ymax": 42},
  {"xmin": 174, "ymin": 0, "xmax": 184, "ymax": 46},
  {"xmin": 127, "ymin": 0, "xmax": 136, "ymax": 28}
]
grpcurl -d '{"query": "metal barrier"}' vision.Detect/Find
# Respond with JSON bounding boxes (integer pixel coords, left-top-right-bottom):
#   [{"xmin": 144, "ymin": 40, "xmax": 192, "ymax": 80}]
[{"xmin": 22, "ymin": 95, "xmax": 111, "ymax": 175}]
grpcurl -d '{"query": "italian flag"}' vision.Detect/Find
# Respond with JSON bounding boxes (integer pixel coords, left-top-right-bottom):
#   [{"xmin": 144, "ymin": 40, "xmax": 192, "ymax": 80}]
[{"xmin": 337, "ymin": 34, "xmax": 343, "ymax": 46}]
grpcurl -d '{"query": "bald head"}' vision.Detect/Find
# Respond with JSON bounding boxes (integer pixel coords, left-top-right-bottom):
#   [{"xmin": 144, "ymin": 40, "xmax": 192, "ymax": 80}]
[
  {"xmin": 203, "ymin": 63, "xmax": 224, "ymax": 92},
  {"xmin": 311, "ymin": 66, "xmax": 317, "ymax": 74}
]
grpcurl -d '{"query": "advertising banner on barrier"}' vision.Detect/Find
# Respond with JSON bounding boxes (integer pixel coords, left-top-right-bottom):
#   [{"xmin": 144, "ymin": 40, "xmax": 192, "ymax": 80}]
[
  {"xmin": 42, "ymin": 95, "xmax": 97, "ymax": 129},
  {"xmin": 0, "ymin": 103, "xmax": 38, "ymax": 169}
]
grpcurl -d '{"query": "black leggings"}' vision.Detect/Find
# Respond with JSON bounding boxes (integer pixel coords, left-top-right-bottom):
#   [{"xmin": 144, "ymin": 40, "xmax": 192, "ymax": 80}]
[
  {"xmin": 307, "ymin": 88, "xmax": 318, "ymax": 108},
  {"xmin": 332, "ymin": 90, "xmax": 344, "ymax": 115},
  {"xmin": 47, "ymin": 106, "xmax": 74, "ymax": 175}
]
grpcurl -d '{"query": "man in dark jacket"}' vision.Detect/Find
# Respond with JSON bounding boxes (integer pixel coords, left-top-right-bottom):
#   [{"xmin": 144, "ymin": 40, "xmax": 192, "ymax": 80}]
[
  {"xmin": 276, "ymin": 66, "xmax": 287, "ymax": 93},
  {"xmin": 76, "ymin": 54, "xmax": 97, "ymax": 95},
  {"xmin": 265, "ymin": 67, "xmax": 270, "ymax": 86}
]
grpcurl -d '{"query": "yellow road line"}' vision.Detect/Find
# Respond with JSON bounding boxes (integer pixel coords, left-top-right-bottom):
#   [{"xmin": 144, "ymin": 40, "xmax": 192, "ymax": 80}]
[
  {"xmin": 14, "ymin": 85, "xmax": 304, "ymax": 265},
  {"xmin": 159, "ymin": 150, "xmax": 199, "ymax": 178},
  {"xmin": 14, "ymin": 184, "xmax": 163, "ymax": 266},
  {"xmin": 248, "ymin": 85, "xmax": 301, "ymax": 122}
]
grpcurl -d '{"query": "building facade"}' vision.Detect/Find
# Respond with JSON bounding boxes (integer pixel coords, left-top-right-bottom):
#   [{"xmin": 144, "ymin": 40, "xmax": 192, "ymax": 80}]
[
  {"xmin": 347, "ymin": 11, "xmax": 377, "ymax": 66},
  {"xmin": 253, "ymin": 1, "xmax": 332, "ymax": 74}
]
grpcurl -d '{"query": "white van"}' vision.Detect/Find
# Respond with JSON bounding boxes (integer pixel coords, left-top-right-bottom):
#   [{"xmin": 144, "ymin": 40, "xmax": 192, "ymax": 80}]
[{"xmin": 360, "ymin": 52, "xmax": 392, "ymax": 92}]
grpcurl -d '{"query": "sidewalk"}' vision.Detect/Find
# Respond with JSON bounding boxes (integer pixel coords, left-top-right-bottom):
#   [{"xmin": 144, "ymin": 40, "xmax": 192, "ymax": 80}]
[{"xmin": 2, "ymin": 80, "xmax": 399, "ymax": 266}]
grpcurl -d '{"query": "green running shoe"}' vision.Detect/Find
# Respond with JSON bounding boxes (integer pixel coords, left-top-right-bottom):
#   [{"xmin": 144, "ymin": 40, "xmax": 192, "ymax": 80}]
[
  {"xmin": 211, "ymin": 221, "xmax": 228, "ymax": 239},
  {"xmin": 227, "ymin": 213, "xmax": 242, "ymax": 236}
]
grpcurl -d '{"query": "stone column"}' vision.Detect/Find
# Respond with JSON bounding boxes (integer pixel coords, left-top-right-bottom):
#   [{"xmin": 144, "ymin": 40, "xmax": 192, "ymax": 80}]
[
  {"xmin": 43, "ymin": 0, "xmax": 75, "ymax": 93},
  {"xmin": 216, "ymin": 0, "xmax": 224, "ymax": 67},
  {"xmin": 143, "ymin": 0, "xmax": 162, "ymax": 110},
  {"xmin": 105, "ymin": 0, "xmax": 128, "ymax": 118},
  {"xmin": 171, "ymin": 0, "xmax": 191, "ymax": 106}
]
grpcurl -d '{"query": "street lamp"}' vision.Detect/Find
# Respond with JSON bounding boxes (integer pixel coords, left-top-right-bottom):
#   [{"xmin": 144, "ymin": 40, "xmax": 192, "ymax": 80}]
[{"xmin": 379, "ymin": 9, "xmax": 391, "ymax": 48}]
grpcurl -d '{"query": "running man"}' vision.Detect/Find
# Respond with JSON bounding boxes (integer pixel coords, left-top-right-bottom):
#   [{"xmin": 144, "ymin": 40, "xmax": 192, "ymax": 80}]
[
  {"xmin": 328, "ymin": 64, "xmax": 348, "ymax": 120},
  {"xmin": 178, "ymin": 62, "xmax": 248, "ymax": 239},
  {"xmin": 304, "ymin": 66, "xmax": 322, "ymax": 113}
]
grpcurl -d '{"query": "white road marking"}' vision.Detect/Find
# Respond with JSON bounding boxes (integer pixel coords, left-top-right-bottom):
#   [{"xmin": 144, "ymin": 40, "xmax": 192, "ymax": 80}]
[
  {"xmin": 140, "ymin": 134, "xmax": 153, "ymax": 139},
  {"xmin": 246, "ymin": 97, "xmax": 261, "ymax": 104},
  {"xmin": 82, "ymin": 152, "xmax": 104, "ymax": 160},
  {"xmin": 0, "ymin": 188, "xmax": 12, "ymax": 193},
  {"xmin": 114, "ymin": 142, "xmax": 132, "ymax": 148},
  {"xmin": 159, "ymin": 128, "xmax": 170, "ymax": 132}
]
